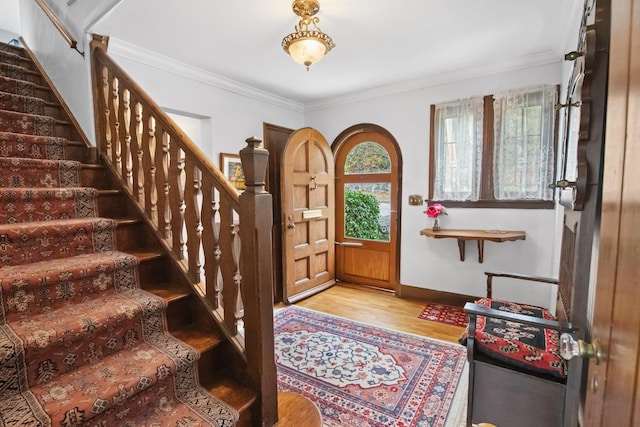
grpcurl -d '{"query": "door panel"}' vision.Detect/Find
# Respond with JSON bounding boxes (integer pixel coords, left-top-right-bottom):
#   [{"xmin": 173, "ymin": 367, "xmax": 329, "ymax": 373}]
[
  {"xmin": 342, "ymin": 247, "xmax": 390, "ymax": 281},
  {"xmin": 281, "ymin": 128, "xmax": 335, "ymax": 303},
  {"xmin": 333, "ymin": 127, "xmax": 401, "ymax": 290},
  {"xmin": 263, "ymin": 122, "xmax": 295, "ymax": 302},
  {"xmin": 555, "ymin": 1, "xmax": 610, "ymax": 424},
  {"xmin": 583, "ymin": 0, "xmax": 639, "ymax": 423}
]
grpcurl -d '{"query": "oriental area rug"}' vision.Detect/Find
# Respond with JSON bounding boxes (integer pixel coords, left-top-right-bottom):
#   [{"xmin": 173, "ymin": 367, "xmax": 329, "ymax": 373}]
[
  {"xmin": 274, "ymin": 306, "xmax": 468, "ymax": 427},
  {"xmin": 418, "ymin": 303, "xmax": 469, "ymax": 328}
]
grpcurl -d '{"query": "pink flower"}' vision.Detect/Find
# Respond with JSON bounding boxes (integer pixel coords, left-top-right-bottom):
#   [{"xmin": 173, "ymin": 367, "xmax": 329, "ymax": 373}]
[{"xmin": 424, "ymin": 203, "xmax": 446, "ymax": 218}]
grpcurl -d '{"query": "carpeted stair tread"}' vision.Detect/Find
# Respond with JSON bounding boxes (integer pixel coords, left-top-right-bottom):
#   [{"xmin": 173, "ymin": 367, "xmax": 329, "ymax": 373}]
[
  {"xmin": 27, "ymin": 341, "xmax": 198, "ymax": 425},
  {"xmin": 0, "ymin": 41, "xmax": 29, "ymax": 58},
  {"xmin": 0, "ymin": 76, "xmax": 50, "ymax": 97},
  {"xmin": 172, "ymin": 325, "xmax": 223, "ymax": 354},
  {"xmin": 0, "ymin": 51, "xmax": 36, "ymax": 71},
  {"xmin": 0, "ymin": 131, "xmax": 72, "ymax": 160},
  {"xmin": 205, "ymin": 375, "xmax": 258, "ymax": 414},
  {"xmin": 0, "ymin": 156, "xmax": 80, "ymax": 188},
  {"xmin": 0, "ymin": 217, "xmax": 116, "ymax": 267},
  {"xmin": 0, "ymin": 62, "xmax": 43, "ymax": 85},
  {"xmin": 0, "ymin": 91, "xmax": 45, "ymax": 115},
  {"xmin": 0, "ymin": 250, "xmax": 137, "ymax": 317},
  {"xmin": 146, "ymin": 281, "xmax": 192, "ymax": 302},
  {"xmin": 0, "ymin": 109, "xmax": 71, "ymax": 137},
  {"xmin": 8, "ymin": 288, "xmax": 168, "ymax": 378},
  {"xmin": 0, "ymin": 186, "xmax": 98, "ymax": 222},
  {"xmin": 82, "ymin": 384, "xmax": 237, "ymax": 427}
]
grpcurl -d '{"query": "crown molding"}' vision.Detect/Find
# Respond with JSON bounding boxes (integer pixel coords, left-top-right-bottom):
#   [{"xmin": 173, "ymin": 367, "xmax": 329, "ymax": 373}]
[
  {"xmin": 304, "ymin": 51, "xmax": 562, "ymax": 112},
  {"xmin": 107, "ymin": 38, "xmax": 305, "ymax": 113},
  {"xmin": 106, "ymin": 38, "xmax": 561, "ymax": 115}
]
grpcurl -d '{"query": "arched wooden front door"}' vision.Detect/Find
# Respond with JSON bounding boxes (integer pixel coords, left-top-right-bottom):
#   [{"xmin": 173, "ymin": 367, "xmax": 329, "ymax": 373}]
[
  {"xmin": 280, "ymin": 128, "xmax": 335, "ymax": 303},
  {"xmin": 333, "ymin": 125, "xmax": 402, "ymax": 291}
]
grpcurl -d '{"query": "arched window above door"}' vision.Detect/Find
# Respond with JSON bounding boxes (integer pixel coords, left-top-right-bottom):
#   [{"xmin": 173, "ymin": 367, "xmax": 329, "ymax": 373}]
[{"xmin": 344, "ymin": 141, "xmax": 391, "ymax": 174}]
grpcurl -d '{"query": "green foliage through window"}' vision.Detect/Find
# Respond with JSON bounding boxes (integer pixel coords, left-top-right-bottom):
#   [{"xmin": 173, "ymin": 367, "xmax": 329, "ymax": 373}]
[
  {"xmin": 344, "ymin": 142, "xmax": 391, "ymax": 174},
  {"xmin": 344, "ymin": 191, "xmax": 383, "ymax": 240}
]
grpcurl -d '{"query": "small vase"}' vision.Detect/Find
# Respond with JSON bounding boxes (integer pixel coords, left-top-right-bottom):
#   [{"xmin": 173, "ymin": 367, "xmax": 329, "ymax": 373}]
[{"xmin": 432, "ymin": 218, "xmax": 440, "ymax": 231}]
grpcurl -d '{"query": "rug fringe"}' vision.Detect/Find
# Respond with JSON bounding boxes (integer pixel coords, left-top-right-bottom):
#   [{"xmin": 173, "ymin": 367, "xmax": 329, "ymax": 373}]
[{"xmin": 445, "ymin": 361, "xmax": 469, "ymax": 427}]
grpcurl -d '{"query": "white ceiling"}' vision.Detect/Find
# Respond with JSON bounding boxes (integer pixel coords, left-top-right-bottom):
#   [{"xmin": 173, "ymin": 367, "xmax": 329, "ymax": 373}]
[{"xmin": 92, "ymin": 0, "xmax": 581, "ymax": 105}]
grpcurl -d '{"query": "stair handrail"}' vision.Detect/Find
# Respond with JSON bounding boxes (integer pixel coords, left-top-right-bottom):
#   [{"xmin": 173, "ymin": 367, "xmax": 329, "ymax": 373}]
[
  {"xmin": 89, "ymin": 35, "xmax": 278, "ymax": 425},
  {"xmin": 35, "ymin": 0, "xmax": 84, "ymax": 56}
]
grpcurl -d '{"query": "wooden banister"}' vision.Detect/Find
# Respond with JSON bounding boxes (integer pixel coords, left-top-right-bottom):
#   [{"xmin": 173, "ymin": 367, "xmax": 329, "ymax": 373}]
[
  {"xmin": 35, "ymin": 0, "xmax": 84, "ymax": 56},
  {"xmin": 89, "ymin": 36, "xmax": 278, "ymax": 425}
]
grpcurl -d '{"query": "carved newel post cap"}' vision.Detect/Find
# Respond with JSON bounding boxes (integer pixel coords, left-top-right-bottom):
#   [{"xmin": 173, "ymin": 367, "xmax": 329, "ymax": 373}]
[{"xmin": 240, "ymin": 136, "xmax": 269, "ymax": 193}]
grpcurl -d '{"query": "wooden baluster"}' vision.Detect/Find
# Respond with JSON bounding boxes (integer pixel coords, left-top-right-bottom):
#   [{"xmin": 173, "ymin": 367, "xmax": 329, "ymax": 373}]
[
  {"xmin": 190, "ymin": 165, "xmax": 204, "ymax": 283},
  {"xmin": 176, "ymin": 149, "xmax": 187, "ymax": 261},
  {"xmin": 202, "ymin": 188, "xmax": 222, "ymax": 309},
  {"xmin": 238, "ymin": 136, "xmax": 277, "ymax": 426},
  {"xmin": 231, "ymin": 223, "xmax": 244, "ymax": 331},
  {"xmin": 135, "ymin": 103, "xmax": 145, "ymax": 208},
  {"xmin": 148, "ymin": 117, "xmax": 158, "ymax": 225},
  {"xmin": 112, "ymin": 77, "xmax": 121, "ymax": 175},
  {"xmin": 161, "ymin": 131, "xmax": 172, "ymax": 242},
  {"xmin": 219, "ymin": 196, "xmax": 237, "ymax": 334},
  {"xmin": 101, "ymin": 67, "xmax": 111, "ymax": 160},
  {"xmin": 123, "ymin": 89, "xmax": 133, "ymax": 190}
]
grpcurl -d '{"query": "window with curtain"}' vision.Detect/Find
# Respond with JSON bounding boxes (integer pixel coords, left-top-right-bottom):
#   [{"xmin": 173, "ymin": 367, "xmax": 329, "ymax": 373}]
[
  {"xmin": 432, "ymin": 98, "xmax": 484, "ymax": 201},
  {"xmin": 494, "ymin": 86, "xmax": 557, "ymax": 200},
  {"xmin": 429, "ymin": 85, "xmax": 558, "ymax": 208}
]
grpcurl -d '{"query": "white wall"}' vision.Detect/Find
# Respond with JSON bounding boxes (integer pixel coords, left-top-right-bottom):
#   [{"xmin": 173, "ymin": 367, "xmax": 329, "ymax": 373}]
[
  {"xmin": 11, "ymin": 2, "xmax": 579, "ymax": 309},
  {"xmin": 0, "ymin": 0, "xmax": 21, "ymax": 36},
  {"xmin": 306, "ymin": 63, "xmax": 563, "ymax": 308},
  {"xmin": 18, "ymin": 0, "xmax": 95, "ymax": 144},
  {"xmin": 107, "ymin": 51, "xmax": 304, "ymax": 161}
]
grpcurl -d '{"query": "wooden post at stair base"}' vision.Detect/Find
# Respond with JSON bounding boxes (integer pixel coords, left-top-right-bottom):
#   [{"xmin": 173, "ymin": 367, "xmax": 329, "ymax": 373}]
[{"xmin": 239, "ymin": 137, "xmax": 278, "ymax": 426}]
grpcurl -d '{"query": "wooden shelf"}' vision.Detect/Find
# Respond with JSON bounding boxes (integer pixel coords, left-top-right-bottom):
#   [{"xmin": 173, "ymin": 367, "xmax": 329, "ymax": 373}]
[{"xmin": 420, "ymin": 228, "xmax": 526, "ymax": 263}]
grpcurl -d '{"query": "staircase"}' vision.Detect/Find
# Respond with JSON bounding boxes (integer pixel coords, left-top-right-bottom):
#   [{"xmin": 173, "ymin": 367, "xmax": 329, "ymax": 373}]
[{"xmin": 0, "ymin": 41, "xmax": 259, "ymax": 426}]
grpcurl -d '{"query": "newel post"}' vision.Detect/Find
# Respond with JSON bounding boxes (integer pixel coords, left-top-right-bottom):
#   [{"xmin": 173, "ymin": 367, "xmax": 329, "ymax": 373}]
[{"xmin": 238, "ymin": 137, "xmax": 278, "ymax": 426}]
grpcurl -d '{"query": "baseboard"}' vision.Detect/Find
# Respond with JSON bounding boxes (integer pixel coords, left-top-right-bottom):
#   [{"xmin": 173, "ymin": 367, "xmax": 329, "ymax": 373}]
[{"xmin": 397, "ymin": 284, "xmax": 476, "ymax": 306}]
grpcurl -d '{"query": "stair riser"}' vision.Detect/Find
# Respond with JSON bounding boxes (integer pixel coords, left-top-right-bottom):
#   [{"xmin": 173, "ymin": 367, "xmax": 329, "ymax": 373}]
[
  {"xmin": 0, "ymin": 80, "xmax": 56, "ymax": 102},
  {"xmin": 12, "ymin": 293, "xmax": 168, "ymax": 379},
  {"xmin": 116, "ymin": 221, "xmax": 162, "ymax": 253},
  {"xmin": 0, "ymin": 99, "xmax": 65, "ymax": 121},
  {"xmin": 0, "ymin": 219, "xmax": 116, "ymax": 267},
  {"xmin": 0, "ymin": 188, "xmax": 98, "ymax": 223},
  {"xmin": 165, "ymin": 294, "xmax": 193, "ymax": 331},
  {"xmin": 0, "ymin": 116, "xmax": 73, "ymax": 139},
  {"xmin": 0, "ymin": 158, "xmax": 80, "ymax": 189},
  {"xmin": 79, "ymin": 166, "xmax": 117, "ymax": 190},
  {"xmin": 0, "ymin": 67, "xmax": 45, "ymax": 86},
  {"xmin": 0, "ymin": 44, "xmax": 30, "ymax": 59},
  {"xmin": 0, "ymin": 53, "xmax": 37, "ymax": 71},
  {"xmin": 137, "ymin": 254, "xmax": 167, "ymax": 280},
  {"xmin": 198, "ymin": 347, "xmax": 224, "ymax": 383},
  {"xmin": 96, "ymin": 191, "xmax": 129, "ymax": 217}
]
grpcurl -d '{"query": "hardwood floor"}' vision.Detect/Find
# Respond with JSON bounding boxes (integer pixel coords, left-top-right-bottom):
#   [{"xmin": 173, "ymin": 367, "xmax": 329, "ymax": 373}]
[{"xmin": 276, "ymin": 282, "xmax": 467, "ymax": 343}]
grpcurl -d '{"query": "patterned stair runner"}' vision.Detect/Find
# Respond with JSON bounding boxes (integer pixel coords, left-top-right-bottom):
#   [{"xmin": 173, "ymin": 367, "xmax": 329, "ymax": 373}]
[{"xmin": 0, "ymin": 41, "xmax": 237, "ymax": 426}]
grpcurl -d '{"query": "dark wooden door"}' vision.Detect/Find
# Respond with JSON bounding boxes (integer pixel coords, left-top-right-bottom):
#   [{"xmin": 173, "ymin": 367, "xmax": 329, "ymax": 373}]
[
  {"xmin": 280, "ymin": 128, "xmax": 335, "ymax": 303},
  {"xmin": 263, "ymin": 122, "xmax": 294, "ymax": 302},
  {"xmin": 556, "ymin": 1, "xmax": 610, "ymax": 424},
  {"xmin": 583, "ymin": 0, "xmax": 640, "ymax": 423},
  {"xmin": 333, "ymin": 126, "xmax": 401, "ymax": 290}
]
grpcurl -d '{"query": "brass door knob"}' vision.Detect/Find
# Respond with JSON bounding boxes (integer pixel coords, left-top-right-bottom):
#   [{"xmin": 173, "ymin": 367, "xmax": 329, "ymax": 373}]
[{"xmin": 560, "ymin": 333, "xmax": 602, "ymax": 364}]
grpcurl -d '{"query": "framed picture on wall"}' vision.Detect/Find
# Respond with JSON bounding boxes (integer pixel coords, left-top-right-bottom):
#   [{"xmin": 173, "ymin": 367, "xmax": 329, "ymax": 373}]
[{"xmin": 220, "ymin": 153, "xmax": 246, "ymax": 191}]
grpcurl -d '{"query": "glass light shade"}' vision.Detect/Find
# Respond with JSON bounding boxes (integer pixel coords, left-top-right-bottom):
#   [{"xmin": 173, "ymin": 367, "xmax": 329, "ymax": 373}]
[{"xmin": 287, "ymin": 37, "xmax": 327, "ymax": 67}]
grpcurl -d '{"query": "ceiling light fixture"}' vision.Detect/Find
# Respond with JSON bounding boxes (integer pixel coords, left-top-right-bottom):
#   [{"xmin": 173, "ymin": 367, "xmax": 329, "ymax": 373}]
[{"xmin": 282, "ymin": 0, "xmax": 335, "ymax": 71}]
